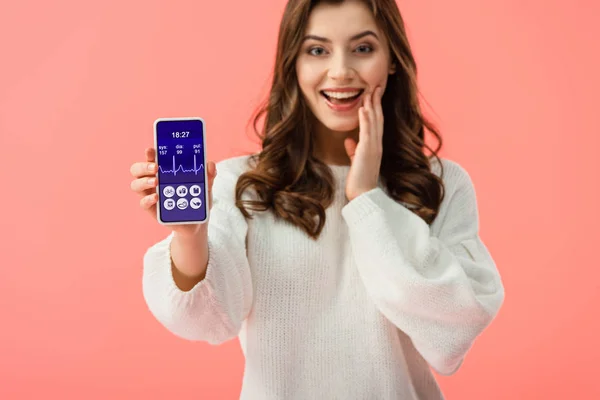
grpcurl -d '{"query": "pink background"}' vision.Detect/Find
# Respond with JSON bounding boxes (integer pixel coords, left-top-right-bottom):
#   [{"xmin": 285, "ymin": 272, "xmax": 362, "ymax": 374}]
[{"xmin": 1, "ymin": 1, "xmax": 598, "ymax": 399}]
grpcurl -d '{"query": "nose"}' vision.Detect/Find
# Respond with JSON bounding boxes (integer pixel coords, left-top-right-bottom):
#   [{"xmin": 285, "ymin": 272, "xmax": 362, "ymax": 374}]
[{"xmin": 327, "ymin": 54, "xmax": 355, "ymax": 81}]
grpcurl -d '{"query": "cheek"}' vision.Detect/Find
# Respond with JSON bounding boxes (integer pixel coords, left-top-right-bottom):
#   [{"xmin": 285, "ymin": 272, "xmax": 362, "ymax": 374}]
[
  {"xmin": 296, "ymin": 61, "xmax": 321, "ymax": 96},
  {"xmin": 360, "ymin": 57, "xmax": 391, "ymax": 88}
]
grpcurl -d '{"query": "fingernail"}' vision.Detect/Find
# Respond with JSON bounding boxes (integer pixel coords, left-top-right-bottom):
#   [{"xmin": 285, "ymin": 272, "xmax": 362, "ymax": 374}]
[
  {"xmin": 148, "ymin": 163, "xmax": 154, "ymax": 171},
  {"xmin": 148, "ymin": 178, "xmax": 155, "ymax": 185}
]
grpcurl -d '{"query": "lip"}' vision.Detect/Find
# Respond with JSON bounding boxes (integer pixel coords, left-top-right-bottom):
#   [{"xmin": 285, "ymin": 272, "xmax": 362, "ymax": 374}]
[
  {"xmin": 321, "ymin": 87, "xmax": 364, "ymax": 92},
  {"xmin": 321, "ymin": 90, "xmax": 364, "ymax": 112}
]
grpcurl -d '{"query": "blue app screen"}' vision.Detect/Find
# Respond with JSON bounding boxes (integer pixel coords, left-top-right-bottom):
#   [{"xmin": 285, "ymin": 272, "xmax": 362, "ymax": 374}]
[{"xmin": 155, "ymin": 119, "xmax": 207, "ymax": 223}]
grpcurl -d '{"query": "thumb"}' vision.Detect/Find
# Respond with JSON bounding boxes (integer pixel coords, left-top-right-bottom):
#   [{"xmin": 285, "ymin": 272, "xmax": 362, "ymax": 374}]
[
  {"xmin": 206, "ymin": 161, "xmax": 217, "ymax": 209},
  {"xmin": 145, "ymin": 147, "xmax": 156, "ymax": 162},
  {"xmin": 344, "ymin": 137, "xmax": 357, "ymax": 162}
]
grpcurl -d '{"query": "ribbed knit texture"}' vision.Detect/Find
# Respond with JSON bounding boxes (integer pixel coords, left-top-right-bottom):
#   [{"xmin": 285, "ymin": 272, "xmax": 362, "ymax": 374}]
[{"xmin": 142, "ymin": 155, "xmax": 505, "ymax": 400}]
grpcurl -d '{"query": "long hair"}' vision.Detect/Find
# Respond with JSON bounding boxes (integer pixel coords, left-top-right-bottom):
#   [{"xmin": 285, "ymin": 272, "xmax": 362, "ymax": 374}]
[{"xmin": 235, "ymin": 0, "xmax": 445, "ymax": 239}]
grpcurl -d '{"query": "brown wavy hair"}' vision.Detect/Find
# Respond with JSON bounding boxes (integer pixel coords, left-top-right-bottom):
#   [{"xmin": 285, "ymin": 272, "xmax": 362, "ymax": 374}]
[{"xmin": 235, "ymin": 0, "xmax": 445, "ymax": 239}]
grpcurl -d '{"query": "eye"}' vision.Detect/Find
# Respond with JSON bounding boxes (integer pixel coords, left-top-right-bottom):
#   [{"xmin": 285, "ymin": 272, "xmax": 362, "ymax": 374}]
[
  {"xmin": 308, "ymin": 47, "xmax": 327, "ymax": 56},
  {"xmin": 355, "ymin": 44, "xmax": 373, "ymax": 53}
]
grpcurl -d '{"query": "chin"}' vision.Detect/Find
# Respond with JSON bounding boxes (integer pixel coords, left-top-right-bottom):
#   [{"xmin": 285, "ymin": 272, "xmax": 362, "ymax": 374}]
[{"xmin": 318, "ymin": 116, "xmax": 359, "ymax": 133}]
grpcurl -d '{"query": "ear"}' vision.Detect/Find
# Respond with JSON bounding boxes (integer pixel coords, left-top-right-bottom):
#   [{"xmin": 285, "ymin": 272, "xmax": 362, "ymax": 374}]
[{"xmin": 389, "ymin": 61, "xmax": 397, "ymax": 75}]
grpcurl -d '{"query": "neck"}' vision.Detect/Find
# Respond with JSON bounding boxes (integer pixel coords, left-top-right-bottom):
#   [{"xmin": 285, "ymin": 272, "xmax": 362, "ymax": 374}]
[{"xmin": 312, "ymin": 121, "xmax": 359, "ymax": 166}]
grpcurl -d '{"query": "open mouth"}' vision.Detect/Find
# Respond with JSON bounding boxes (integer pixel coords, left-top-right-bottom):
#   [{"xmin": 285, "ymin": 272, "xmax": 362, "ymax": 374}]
[{"xmin": 320, "ymin": 89, "xmax": 364, "ymax": 105}]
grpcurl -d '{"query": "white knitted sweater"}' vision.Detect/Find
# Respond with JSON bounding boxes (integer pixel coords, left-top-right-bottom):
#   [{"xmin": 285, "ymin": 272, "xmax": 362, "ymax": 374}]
[{"xmin": 142, "ymin": 155, "xmax": 505, "ymax": 400}]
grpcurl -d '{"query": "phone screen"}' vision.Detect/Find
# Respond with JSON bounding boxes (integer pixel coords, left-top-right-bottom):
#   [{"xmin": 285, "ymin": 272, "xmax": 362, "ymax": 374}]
[{"xmin": 154, "ymin": 118, "xmax": 208, "ymax": 224}]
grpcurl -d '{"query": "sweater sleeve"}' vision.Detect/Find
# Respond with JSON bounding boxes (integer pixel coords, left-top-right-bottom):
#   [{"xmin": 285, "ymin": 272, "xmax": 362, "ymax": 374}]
[
  {"xmin": 341, "ymin": 162, "xmax": 505, "ymax": 375},
  {"xmin": 141, "ymin": 159, "xmax": 253, "ymax": 345}
]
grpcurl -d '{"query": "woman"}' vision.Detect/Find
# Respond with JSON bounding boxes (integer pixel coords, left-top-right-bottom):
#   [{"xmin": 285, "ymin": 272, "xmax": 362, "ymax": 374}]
[{"xmin": 129, "ymin": 0, "xmax": 505, "ymax": 398}]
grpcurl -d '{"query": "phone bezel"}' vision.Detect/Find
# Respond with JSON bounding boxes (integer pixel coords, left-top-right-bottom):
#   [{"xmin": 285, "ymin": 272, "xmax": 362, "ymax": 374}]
[{"xmin": 153, "ymin": 117, "xmax": 210, "ymax": 225}]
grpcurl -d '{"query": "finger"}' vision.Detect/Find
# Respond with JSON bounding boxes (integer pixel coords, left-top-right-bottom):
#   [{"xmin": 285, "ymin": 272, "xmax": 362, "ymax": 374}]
[
  {"xmin": 364, "ymin": 91, "xmax": 376, "ymax": 138},
  {"xmin": 374, "ymin": 87, "xmax": 384, "ymax": 128},
  {"xmin": 358, "ymin": 107, "xmax": 369, "ymax": 140},
  {"xmin": 206, "ymin": 161, "xmax": 217, "ymax": 191},
  {"xmin": 363, "ymin": 90, "xmax": 372, "ymax": 115},
  {"xmin": 130, "ymin": 176, "xmax": 157, "ymax": 193},
  {"xmin": 145, "ymin": 147, "xmax": 156, "ymax": 162},
  {"xmin": 344, "ymin": 137, "xmax": 357, "ymax": 162},
  {"xmin": 366, "ymin": 88, "xmax": 373, "ymax": 106},
  {"xmin": 130, "ymin": 161, "xmax": 157, "ymax": 178},
  {"xmin": 206, "ymin": 161, "xmax": 217, "ymax": 209},
  {"xmin": 371, "ymin": 87, "xmax": 383, "ymax": 143},
  {"xmin": 140, "ymin": 193, "xmax": 158, "ymax": 210},
  {"xmin": 207, "ymin": 161, "xmax": 217, "ymax": 180}
]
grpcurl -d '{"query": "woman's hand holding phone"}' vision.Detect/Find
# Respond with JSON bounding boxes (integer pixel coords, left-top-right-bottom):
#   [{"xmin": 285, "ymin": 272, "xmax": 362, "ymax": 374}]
[{"xmin": 130, "ymin": 147, "xmax": 218, "ymax": 290}]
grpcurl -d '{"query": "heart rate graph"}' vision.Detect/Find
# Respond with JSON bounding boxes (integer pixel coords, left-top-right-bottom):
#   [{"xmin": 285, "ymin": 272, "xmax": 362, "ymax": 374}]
[
  {"xmin": 157, "ymin": 143, "xmax": 206, "ymax": 185},
  {"xmin": 159, "ymin": 155, "xmax": 204, "ymax": 177}
]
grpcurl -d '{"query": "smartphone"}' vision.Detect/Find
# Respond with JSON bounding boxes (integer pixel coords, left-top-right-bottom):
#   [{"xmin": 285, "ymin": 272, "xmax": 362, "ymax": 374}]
[{"xmin": 153, "ymin": 117, "xmax": 209, "ymax": 225}]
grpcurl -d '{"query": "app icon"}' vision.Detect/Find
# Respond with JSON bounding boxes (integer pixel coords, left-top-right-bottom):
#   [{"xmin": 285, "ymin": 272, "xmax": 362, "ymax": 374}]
[
  {"xmin": 190, "ymin": 198, "xmax": 202, "ymax": 209},
  {"xmin": 190, "ymin": 185, "xmax": 202, "ymax": 197},
  {"xmin": 177, "ymin": 198, "xmax": 188, "ymax": 210},
  {"xmin": 164, "ymin": 198, "xmax": 175, "ymax": 210},
  {"xmin": 176, "ymin": 185, "xmax": 188, "ymax": 197},
  {"xmin": 163, "ymin": 186, "xmax": 175, "ymax": 198}
]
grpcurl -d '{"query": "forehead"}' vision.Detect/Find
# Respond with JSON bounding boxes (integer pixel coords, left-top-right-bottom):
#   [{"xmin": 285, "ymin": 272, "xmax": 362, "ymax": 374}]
[{"xmin": 305, "ymin": 0, "xmax": 379, "ymax": 37}]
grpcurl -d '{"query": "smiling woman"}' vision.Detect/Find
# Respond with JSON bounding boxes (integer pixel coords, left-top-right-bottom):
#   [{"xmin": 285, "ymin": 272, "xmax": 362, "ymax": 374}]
[
  {"xmin": 236, "ymin": 0, "xmax": 445, "ymax": 238},
  {"xmin": 134, "ymin": 0, "xmax": 506, "ymax": 399}
]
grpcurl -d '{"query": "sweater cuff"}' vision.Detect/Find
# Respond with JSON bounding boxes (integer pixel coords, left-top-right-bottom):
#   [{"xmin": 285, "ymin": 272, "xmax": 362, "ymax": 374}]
[
  {"xmin": 341, "ymin": 187, "xmax": 392, "ymax": 226},
  {"xmin": 156, "ymin": 232, "xmax": 214, "ymax": 297}
]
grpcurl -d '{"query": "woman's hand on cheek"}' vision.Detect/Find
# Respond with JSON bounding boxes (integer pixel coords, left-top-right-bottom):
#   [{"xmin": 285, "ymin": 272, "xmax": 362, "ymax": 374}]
[{"xmin": 343, "ymin": 86, "xmax": 384, "ymax": 202}]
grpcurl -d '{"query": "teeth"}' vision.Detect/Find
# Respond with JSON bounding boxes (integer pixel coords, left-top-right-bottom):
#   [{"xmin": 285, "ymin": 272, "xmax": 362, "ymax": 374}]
[{"xmin": 323, "ymin": 90, "xmax": 361, "ymax": 99}]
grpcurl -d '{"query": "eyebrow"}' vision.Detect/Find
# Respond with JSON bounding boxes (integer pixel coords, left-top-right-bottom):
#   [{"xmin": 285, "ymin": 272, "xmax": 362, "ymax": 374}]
[{"xmin": 302, "ymin": 30, "xmax": 379, "ymax": 43}]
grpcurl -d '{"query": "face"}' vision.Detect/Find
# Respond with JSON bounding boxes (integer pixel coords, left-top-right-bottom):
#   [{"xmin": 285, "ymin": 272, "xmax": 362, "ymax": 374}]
[{"xmin": 295, "ymin": 0, "xmax": 396, "ymax": 134}]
